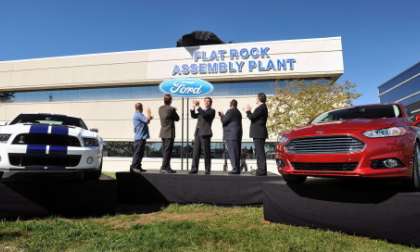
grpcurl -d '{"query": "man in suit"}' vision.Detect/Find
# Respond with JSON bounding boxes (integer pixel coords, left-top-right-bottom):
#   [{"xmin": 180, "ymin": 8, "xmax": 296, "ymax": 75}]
[
  {"xmin": 219, "ymin": 99, "xmax": 243, "ymax": 175},
  {"xmin": 245, "ymin": 93, "xmax": 268, "ymax": 176},
  {"xmin": 159, "ymin": 94, "xmax": 180, "ymax": 174},
  {"xmin": 130, "ymin": 102, "xmax": 153, "ymax": 173},
  {"xmin": 190, "ymin": 97, "xmax": 216, "ymax": 175}
]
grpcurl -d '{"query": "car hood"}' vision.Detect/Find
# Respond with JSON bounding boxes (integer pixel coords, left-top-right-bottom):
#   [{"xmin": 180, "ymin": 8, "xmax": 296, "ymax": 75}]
[
  {"xmin": 0, "ymin": 123, "xmax": 99, "ymax": 138},
  {"xmin": 284, "ymin": 118, "xmax": 402, "ymax": 138}
]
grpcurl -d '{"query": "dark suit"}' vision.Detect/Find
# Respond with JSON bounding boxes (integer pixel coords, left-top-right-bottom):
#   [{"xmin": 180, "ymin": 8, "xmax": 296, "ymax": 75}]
[
  {"xmin": 246, "ymin": 103, "xmax": 268, "ymax": 175},
  {"xmin": 221, "ymin": 107, "xmax": 242, "ymax": 173},
  {"xmin": 190, "ymin": 107, "xmax": 215, "ymax": 173},
  {"xmin": 159, "ymin": 105, "xmax": 180, "ymax": 170}
]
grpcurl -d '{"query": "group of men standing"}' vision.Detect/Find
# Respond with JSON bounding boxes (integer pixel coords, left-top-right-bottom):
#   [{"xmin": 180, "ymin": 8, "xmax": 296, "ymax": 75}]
[{"xmin": 130, "ymin": 92, "xmax": 269, "ymax": 176}]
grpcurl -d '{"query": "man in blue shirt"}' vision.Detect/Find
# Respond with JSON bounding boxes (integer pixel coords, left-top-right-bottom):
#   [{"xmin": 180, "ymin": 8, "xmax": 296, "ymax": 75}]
[{"xmin": 130, "ymin": 102, "xmax": 153, "ymax": 173}]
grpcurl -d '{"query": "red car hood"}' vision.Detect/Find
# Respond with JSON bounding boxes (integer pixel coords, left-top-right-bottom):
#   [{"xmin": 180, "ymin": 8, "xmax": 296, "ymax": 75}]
[{"xmin": 285, "ymin": 118, "xmax": 402, "ymax": 139}]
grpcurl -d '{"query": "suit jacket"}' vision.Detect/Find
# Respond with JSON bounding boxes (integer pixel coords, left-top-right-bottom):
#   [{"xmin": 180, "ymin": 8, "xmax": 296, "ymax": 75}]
[
  {"xmin": 191, "ymin": 107, "xmax": 215, "ymax": 137},
  {"xmin": 246, "ymin": 103, "xmax": 268, "ymax": 139},
  {"xmin": 221, "ymin": 107, "xmax": 243, "ymax": 141},
  {"xmin": 159, "ymin": 105, "xmax": 180, "ymax": 139}
]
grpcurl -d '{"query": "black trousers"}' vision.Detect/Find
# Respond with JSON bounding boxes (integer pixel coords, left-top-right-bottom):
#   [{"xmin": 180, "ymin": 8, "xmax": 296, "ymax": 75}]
[
  {"xmin": 253, "ymin": 138, "xmax": 267, "ymax": 174},
  {"xmin": 226, "ymin": 140, "xmax": 241, "ymax": 172},
  {"xmin": 161, "ymin": 138, "xmax": 174, "ymax": 170},
  {"xmin": 130, "ymin": 139, "xmax": 146, "ymax": 170},
  {"xmin": 191, "ymin": 134, "xmax": 211, "ymax": 172}
]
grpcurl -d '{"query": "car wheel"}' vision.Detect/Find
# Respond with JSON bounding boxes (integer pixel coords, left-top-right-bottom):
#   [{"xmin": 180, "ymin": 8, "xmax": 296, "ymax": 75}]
[
  {"xmin": 412, "ymin": 143, "xmax": 420, "ymax": 191},
  {"xmin": 282, "ymin": 174, "xmax": 307, "ymax": 184}
]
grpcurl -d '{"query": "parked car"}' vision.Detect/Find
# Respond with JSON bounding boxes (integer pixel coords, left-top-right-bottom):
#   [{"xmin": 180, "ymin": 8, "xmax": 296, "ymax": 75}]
[
  {"xmin": 276, "ymin": 104, "xmax": 420, "ymax": 189},
  {"xmin": 0, "ymin": 113, "xmax": 103, "ymax": 179}
]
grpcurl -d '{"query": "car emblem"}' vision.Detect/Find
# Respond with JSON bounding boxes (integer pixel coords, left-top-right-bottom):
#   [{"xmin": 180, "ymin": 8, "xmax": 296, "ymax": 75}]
[{"xmin": 316, "ymin": 130, "xmax": 324, "ymax": 134}]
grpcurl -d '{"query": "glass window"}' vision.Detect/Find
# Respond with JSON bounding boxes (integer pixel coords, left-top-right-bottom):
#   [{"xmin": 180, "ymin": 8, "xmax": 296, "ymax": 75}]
[
  {"xmin": 103, "ymin": 141, "xmax": 276, "ymax": 160},
  {"xmin": 379, "ymin": 75, "xmax": 420, "ymax": 103},
  {"xmin": 312, "ymin": 104, "xmax": 400, "ymax": 124},
  {"xmin": 378, "ymin": 62, "xmax": 420, "ymax": 94},
  {"xmin": 0, "ymin": 78, "xmax": 332, "ymax": 103}
]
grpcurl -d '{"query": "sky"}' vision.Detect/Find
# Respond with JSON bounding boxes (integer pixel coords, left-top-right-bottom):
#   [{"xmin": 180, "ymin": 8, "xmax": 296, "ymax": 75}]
[{"xmin": 0, "ymin": 0, "xmax": 419, "ymax": 105}]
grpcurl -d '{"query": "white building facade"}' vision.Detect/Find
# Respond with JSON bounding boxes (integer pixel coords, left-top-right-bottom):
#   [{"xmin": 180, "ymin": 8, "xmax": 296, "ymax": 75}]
[{"xmin": 0, "ymin": 37, "xmax": 344, "ymax": 173}]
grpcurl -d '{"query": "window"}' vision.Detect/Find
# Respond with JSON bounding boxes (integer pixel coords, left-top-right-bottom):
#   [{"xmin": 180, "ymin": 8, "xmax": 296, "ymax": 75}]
[
  {"xmin": 103, "ymin": 141, "xmax": 277, "ymax": 160},
  {"xmin": 0, "ymin": 78, "xmax": 332, "ymax": 103},
  {"xmin": 311, "ymin": 104, "xmax": 400, "ymax": 124}
]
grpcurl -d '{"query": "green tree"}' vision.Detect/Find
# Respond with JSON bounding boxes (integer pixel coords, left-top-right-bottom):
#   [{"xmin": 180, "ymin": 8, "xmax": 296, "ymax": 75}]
[{"xmin": 266, "ymin": 80, "xmax": 360, "ymax": 136}]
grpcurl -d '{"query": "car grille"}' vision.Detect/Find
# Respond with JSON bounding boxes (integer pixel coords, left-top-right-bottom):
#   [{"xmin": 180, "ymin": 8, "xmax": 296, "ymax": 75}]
[
  {"xmin": 12, "ymin": 134, "xmax": 81, "ymax": 146},
  {"xmin": 286, "ymin": 136, "xmax": 364, "ymax": 154},
  {"xmin": 292, "ymin": 162, "xmax": 358, "ymax": 171},
  {"xmin": 8, "ymin": 154, "xmax": 81, "ymax": 167}
]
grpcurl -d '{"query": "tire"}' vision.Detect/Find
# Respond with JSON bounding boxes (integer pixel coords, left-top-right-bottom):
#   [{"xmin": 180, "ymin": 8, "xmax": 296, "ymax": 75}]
[
  {"xmin": 282, "ymin": 174, "xmax": 307, "ymax": 184},
  {"xmin": 84, "ymin": 159, "xmax": 103, "ymax": 180},
  {"xmin": 412, "ymin": 143, "xmax": 420, "ymax": 191}
]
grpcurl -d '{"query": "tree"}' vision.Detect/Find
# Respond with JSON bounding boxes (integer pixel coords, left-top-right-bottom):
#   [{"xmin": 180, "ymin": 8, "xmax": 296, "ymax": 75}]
[{"xmin": 266, "ymin": 80, "xmax": 360, "ymax": 136}]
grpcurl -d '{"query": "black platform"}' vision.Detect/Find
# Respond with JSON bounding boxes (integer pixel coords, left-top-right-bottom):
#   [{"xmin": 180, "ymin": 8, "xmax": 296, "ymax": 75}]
[
  {"xmin": 263, "ymin": 179, "xmax": 420, "ymax": 247},
  {"xmin": 117, "ymin": 171, "xmax": 281, "ymax": 205},
  {"xmin": 0, "ymin": 175, "xmax": 117, "ymax": 218}
]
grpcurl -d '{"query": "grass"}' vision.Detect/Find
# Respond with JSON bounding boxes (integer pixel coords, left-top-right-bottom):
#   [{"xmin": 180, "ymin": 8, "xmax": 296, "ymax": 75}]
[{"xmin": 0, "ymin": 204, "xmax": 418, "ymax": 252}]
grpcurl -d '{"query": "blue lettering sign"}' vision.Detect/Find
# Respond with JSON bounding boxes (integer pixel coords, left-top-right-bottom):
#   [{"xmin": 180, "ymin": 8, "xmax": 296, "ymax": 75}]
[{"xmin": 170, "ymin": 46, "xmax": 297, "ymax": 76}]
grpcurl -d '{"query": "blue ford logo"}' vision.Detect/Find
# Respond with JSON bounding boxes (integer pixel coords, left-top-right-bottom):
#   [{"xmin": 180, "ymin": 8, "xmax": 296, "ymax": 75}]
[{"xmin": 159, "ymin": 78, "xmax": 214, "ymax": 97}]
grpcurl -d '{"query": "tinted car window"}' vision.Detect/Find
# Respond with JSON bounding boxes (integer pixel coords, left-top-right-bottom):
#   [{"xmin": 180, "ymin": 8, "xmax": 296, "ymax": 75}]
[
  {"xmin": 10, "ymin": 114, "xmax": 88, "ymax": 129},
  {"xmin": 312, "ymin": 105, "xmax": 400, "ymax": 123}
]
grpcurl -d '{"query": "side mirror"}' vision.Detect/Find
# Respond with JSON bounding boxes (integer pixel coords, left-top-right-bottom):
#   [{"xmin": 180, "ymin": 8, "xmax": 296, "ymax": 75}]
[
  {"xmin": 90, "ymin": 128, "xmax": 99, "ymax": 133},
  {"xmin": 414, "ymin": 114, "xmax": 420, "ymax": 127},
  {"xmin": 0, "ymin": 121, "xmax": 8, "ymax": 126}
]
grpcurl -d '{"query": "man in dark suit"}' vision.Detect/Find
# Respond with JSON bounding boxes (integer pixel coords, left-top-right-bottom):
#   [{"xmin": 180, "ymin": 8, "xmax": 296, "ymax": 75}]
[
  {"xmin": 219, "ymin": 99, "xmax": 243, "ymax": 174},
  {"xmin": 159, "ymin": 94, "xmax": 180, "ymax": 173},
  {"xmin": 190, "ymin": 97, "xmax": 215, "ymax": 175},
  {"xmin": 245, "ymin": 93, "xmax": 268, "ymax": 176}
]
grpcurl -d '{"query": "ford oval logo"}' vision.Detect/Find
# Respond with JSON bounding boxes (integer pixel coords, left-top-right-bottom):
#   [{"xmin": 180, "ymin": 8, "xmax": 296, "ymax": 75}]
[{"xmin": 159, "ymin": 78, "xmax": 214, "ymax": 97}]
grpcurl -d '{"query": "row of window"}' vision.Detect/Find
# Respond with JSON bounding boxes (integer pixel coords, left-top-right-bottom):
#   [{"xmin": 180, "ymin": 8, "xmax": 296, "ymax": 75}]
[
  {"xmin": 379, "ymin": 74, "xmax": 420, "ymax": 103},
  {"xmin": 0, "ymin": 78, "xmax": 331, "ymax": 103},
  {"xmin": 378, "ymin": 62, "xmax": 420, "ymax": 94},
  {"xmin": 103, "ymin": 141, "xmax": 278, "ymax": 160}
]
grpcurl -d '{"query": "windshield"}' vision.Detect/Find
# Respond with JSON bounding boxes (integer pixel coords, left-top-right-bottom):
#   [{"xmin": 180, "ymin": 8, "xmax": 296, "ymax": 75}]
[
  {"xmin": 9, "ymin": 114, "xmax": 88, "ymax": 129},
  {"xmin": 312, "ymin": 105, "xmax": 401, "ymax": 124}
]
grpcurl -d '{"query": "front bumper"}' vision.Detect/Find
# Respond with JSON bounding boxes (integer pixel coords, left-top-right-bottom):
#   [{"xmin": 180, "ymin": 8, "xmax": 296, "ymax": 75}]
[
  {"xmin": 0, "ymin": 144, "xmax": 102, "ymax": 171},
  {"xmin": 277, "ymin": 135, "xmax": 414, "ymax": 178}
]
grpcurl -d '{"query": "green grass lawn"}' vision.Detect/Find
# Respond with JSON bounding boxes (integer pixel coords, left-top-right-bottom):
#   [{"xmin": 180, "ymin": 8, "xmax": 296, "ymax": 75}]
[{"xmin": 0, "ymin": 204, "xmax": 418, "ymax": 252}]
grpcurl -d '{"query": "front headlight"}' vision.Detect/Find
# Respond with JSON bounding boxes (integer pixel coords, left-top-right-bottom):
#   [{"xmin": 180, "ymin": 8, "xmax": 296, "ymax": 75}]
[
  {"xmin": 0, "ymin": 134, "xmax": 11, "ymax": 143},
  {"xmin": 363, "ymin": 127, "xmax": 406, "ymax": 138},
  {"xmin": 277, "ymin": 134, "xmax": 289, "ymax": 144},
  {"xmin": 83, "ymin": 137, "xmax": 99, "ymax": 147}
]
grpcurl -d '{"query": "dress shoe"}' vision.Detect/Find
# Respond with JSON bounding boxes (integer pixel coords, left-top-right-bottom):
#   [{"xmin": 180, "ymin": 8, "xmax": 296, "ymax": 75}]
[
  {"xmin": 249, "ymin": 169, "xmax": 267, "ymax": 176},
  {"xmin": 228, "ymin": 171, "xmax": 240, "ymax": 175},
  {"xmin": 189, "ymin": 170, "xmax": 198, "ymax": 174},
  {"xmin": 131, "ymin": 167, "xmax": 146, "ymax": 173},
  {"xmin": 205, "ymin": 171, "xmax": 211, "ymax": 175},
  {"xmin": 161, "ymin": 169, "xmax": 176, "ymax": 174},
  {"xmin": 256, "ymin": 171, "xmax": 267, "ymax": 176}
]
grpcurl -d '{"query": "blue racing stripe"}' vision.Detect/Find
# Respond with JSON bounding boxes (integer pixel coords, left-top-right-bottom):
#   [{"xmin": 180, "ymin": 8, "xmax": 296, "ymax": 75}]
[
  {"xmin": 27, "ymin": 144, "xmax": 46, "ymax": 155},
  {"xmin": 51, "ymin": 125, "xmax": 68, "ymax": 135},
  {"xmin": 49, "ymin": 145, "xmax": 67, "ymax": 156},
  {"xmin": 29, "ymin": 124, "xmax": 49, "ymax": 134}
]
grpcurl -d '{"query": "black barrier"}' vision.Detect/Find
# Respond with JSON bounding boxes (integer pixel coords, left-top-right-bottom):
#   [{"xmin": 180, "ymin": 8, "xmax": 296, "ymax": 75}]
[
  {"xmin": 263, "ymin": 179, "xmax": 420, "ymax": 247},
  {"xmin": 117, "ymin": 170, "xmax": 281, "ymax": 205},
  {"xmin": 0, "ymin": 175, "xmax": 117, "ymax": 219}
]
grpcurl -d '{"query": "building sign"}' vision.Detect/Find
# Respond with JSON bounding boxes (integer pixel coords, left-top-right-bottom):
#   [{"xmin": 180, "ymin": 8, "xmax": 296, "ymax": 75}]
[
  {"xmin": 172, "ymin": 47, "xmax": 297, "ymax": 76},
  {"xmin": 159, "ymin": 78, "xmax": 214, "ymax": 97}
]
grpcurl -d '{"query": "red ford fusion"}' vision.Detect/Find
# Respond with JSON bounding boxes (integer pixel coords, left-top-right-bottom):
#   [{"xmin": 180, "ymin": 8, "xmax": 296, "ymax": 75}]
[{"xmin": 276, "ymin": 104, "xmax": 420, "ymax": 189}]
